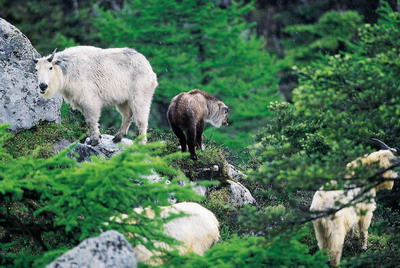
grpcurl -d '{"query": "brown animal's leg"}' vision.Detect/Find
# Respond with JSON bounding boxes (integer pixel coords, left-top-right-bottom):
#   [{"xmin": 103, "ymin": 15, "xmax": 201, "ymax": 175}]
[
  {"xmin": 113, "ymin": 102, "xmax": 133, "ymax": 143},
  {"xmin": 196, "ymin": 121, "xmax": 205, "ymax": 150},
  {"xmin": 170, "ymin": 123, "xmax": 187, "ymax": 152},
  {"xmin": 187, "ymin": 125, "xmax": 197, "ymax": 160}
]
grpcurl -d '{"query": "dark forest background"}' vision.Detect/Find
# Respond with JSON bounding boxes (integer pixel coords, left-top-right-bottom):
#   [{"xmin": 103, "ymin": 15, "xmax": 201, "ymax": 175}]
[{"xmin": 2, "ymin": 0, "xmax": 398, "ymax": 155}]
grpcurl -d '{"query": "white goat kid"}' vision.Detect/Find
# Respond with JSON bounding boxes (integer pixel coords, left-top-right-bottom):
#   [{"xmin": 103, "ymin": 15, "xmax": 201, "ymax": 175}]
[
  {"xmin": 109, "ymin": 202, "xmax": 220, "ymax": 265},
  {"xmin": 310, "ymin": 141, "xmax": 398, "ymax": 266},
  {"xmin": 34, "ymin": 46, "xmax": 158, "ymax": 145}
]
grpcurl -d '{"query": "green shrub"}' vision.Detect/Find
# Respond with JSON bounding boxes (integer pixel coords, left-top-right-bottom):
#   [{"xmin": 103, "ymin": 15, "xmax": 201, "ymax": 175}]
[
  {"xmin": 248, "ymin": 2, "xmax": 400, "ymax": 265},
  {"xmin": 0, "ymin": 124, "xmax": 201, "ymax": 266},
  {"xmin": 164, "ymin": 231, "xmax": 328, "ymax": 267}
]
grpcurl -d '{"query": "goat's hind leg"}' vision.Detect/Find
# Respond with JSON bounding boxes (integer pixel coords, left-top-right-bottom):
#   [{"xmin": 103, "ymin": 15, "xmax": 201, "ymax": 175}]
[
  {"xmin": 113, "ymin": 102, "xmax": 133, "ymax": 143},
  {"xmin": 129, "ymin": 99, "xmax": 150, "ymax": 144}
]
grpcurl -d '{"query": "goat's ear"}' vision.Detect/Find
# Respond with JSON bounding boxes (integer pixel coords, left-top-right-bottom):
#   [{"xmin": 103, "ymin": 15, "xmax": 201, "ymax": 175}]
[
  {"xmin": 55, "ymin": 60, "xmax": 61, "ymax": 65},
  {"xmin": 222, "ymin": 106, "xmax": 229, "ymax": 113},
  {"xmin": 33, "ymin": 58, "xmax": 38, "ymax": 64}
]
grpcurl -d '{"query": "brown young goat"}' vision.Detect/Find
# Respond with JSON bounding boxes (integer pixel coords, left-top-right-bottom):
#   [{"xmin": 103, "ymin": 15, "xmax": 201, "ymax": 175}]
[{"xmin": 167, "ymin": 89, "xmax": 229, "ymax": 160}]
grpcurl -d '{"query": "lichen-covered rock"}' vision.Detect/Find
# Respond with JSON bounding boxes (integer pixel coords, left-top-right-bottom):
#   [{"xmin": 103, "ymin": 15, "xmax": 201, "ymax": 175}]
[
  {"xmin": 67, "ymin": 134, "xmax": 133, "ymax": 162},
  {"xmin": 53, "ymin": 138, "xmax": 72, "ymax": 154},
  {"xmin": 226, "ymin": 163, "xmax": 246, "ymax": 181},
  {"xmin": 46, "ymin": 231, "xmax": 137, "ymax": 268},
  {"xmin": 227, "ymin": 180, "xmax": 256, "ymax": 207},
  {"xmin": 0, "ymin": 18, "xmax": 62, "ymax": 131}
]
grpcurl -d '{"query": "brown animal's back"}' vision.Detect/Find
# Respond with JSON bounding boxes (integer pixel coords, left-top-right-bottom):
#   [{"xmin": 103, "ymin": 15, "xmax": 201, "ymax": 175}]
[{"xmin": 167, "ymin": 89, "xmax": 209, "ymax": 129}]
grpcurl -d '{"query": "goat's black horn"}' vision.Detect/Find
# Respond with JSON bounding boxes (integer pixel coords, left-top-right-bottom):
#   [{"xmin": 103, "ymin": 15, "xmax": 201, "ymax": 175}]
[
  {"xmin": 371, "ymin": 138, "xmax": 397, "ymax": 151},
  {"xmin": 47, "ymin": 48, "xmax": 57, "ymax": 62}
]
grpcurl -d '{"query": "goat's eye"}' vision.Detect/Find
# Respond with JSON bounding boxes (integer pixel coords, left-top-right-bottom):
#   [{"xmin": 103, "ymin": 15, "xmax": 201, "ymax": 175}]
[{"xmin": 49, "ymin": 67, "xmax": 53, "ymax": 70}]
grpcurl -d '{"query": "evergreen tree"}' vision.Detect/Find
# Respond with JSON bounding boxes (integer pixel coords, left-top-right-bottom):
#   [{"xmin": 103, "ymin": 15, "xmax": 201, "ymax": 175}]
[
  {"xmin": 93, "ymin": 0, "xmax": 281, "ymax": 152},
  {"xmin": 248, "ymin": 2, "xmax": 400, "ymax": 266},
  {"xmin": 283, "ymin": 10, "xmax": 363, "ymax": 65},
  {"xmin": 0, "ymin": 0, "xmax": 102, "ymax": 55}
]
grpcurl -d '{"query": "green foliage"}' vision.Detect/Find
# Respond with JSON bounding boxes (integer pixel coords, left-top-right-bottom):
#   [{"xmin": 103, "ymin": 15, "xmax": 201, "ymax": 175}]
[
  {"xmin": 0, "ymin": 0, "xmax": 100, "ymax": 55},
  {"xmin": 0, "ymin": 124, "xmax": 201, "ymax": 266},
  {"xmin": 93, "ymin": 0, "xmax": 281, "ymax": 152},
  {"xmin": 253, "ymin": 1, "xmax": 400, "ymax": 190},
  {"xmin": 283, "ymin": 10, "xmax": 362, "ymax": 65},
  {"xmin": 164, "ymin": 231, "xmax": 327, "ymax": 267},
  {"xmin": 201, "ymin": 188, "xmax": 239, "ymax": 241},
  {"xmin": 249, "ymin": 1, "xmax": 400, "ymax": 265}
]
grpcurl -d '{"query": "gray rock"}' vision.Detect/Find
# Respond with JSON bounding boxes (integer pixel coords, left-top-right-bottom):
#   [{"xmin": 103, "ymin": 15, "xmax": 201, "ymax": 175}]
[
  {"xmin": 178, "ymin": 180, "xmax": 208, "ymax": 197},
  {"xmin": 141, "ymin": 172, "xmax": 177, "ymax": 204},
  {"xmin": 227, "ymin": 180, "xmax": 256, "ymax": 207},
  {"xmin": 46, "ymin": 230, "xmax": 137, "ymax": 268},
  {"xmin": 85, "ymin": 135, "xmax": 133, "ymax": 157},
  {"xmin": 142, "ymin": 172, "xmax": 170, "ymax": 184},
  {"xmin": 201, "ymin": 165, "xmax": 219, "ymax": 172},
  {"xmin": 0, "ymin": 18, "xmax": 62, "ymax": 131},
  {"xmin": 53, "ymin": 138, "xmax": 72, "ymax": 154},
  {"xmin": 68, "ymin": 134, "xmax": 133, "ymax": 162},
  {"xmin": 193, "ymin": 185, "xmax": 208, "ymax": 196},
  {"xmin": 226, "ymin": 163, "xmax": 246, "ymax": 182}
]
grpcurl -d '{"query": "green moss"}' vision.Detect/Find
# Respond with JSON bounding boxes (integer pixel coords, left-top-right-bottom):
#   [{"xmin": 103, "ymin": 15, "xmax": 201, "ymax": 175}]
[
  {"xmin": 148, "ymin": 128, "xmax": 236, "ymax": 183},
  {"xmin": 201, "ymin": 188, "xmax": 241, "ymax": 241},
  {"xmin": 4, "ymin": 105, "xmax": 87, "ymax": 158}
]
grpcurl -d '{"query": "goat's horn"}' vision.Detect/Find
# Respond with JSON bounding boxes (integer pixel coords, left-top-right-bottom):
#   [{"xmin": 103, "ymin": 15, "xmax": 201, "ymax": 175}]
[
  {"xmin": 47, "ymin": 48, "xmax": 57, "ymax": 62},
  {"xmin": 370, "ymin": 138, "xmax": 398, "ymax": 154}
]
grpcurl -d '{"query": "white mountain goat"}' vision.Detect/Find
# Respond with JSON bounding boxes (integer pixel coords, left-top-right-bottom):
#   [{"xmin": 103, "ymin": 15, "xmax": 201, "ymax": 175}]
[
  {"xmin": 108, "ymin": 202, "xmax": 220, "ymax": 265},
  {"xmin": 310, "ymin": 139, "xmax": 398, "ymax": 266},
  {"xmin": 34, "ymin": 46, "xmax": 158, "ymax": 145}
]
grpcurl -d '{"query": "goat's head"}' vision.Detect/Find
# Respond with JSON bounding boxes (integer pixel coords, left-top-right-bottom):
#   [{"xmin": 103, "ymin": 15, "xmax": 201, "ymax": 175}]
[
  {"xmin": 346, "ymin": 139, "xmax": 399, "ymax": 190},
  {"xmin": 33, "ymin": 48, "xmax": 63, "ymax": 98}
]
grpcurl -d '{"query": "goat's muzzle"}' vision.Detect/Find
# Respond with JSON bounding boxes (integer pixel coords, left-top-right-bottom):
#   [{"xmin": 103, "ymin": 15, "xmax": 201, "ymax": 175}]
[{"xmin": 39, "ymin": 83, "xmax": 48, "ymax": 94}]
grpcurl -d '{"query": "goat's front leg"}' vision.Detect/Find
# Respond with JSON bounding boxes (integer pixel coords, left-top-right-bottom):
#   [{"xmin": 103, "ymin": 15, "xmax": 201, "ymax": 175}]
[
  {"xmin": 82, "ymin": 104, "xmax": 101, "ymax": 146},
  {"xmin": 359, "ymin": 212, "xmax": 373, "ymax": 251}
]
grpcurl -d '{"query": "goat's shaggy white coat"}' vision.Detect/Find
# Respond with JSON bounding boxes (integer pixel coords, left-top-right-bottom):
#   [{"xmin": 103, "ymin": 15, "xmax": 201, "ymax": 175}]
[
  {"xmin": 35, "ymin": 46, "xmax": 158, "ymax": 144},
  {"xmin": 111, "ymin": 202, "xmax": 220, "ymax": 265},
  {"xmin": 310, "ymin": 150, "xmax": 396, "ymax": 266}
]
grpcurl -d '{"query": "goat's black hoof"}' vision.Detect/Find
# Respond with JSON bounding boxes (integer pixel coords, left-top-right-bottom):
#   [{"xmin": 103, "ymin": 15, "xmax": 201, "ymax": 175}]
[{"xmin": 112, "ymin": 135, "xmax": 122, "ymax": 143}]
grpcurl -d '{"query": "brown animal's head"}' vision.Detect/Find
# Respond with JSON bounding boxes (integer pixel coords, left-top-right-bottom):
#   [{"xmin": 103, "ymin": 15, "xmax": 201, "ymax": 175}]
[
  {"xmin": 209, "ymin": 101, "xmax": 229, "ymax": 127},
  {"xmin": 207, "ymin": 101, "xmax": 229, "ymax": 127},
  {"xmin": 219, "ymin": 102, "xmax": 229, "ymax": 126}
]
